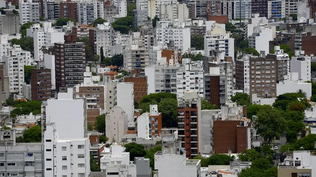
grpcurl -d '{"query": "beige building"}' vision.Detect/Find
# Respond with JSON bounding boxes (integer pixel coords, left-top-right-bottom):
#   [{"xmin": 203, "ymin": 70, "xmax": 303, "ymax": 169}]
[{"xmin": 106, "ymin": 106, "xmax": 128, "ymax": 143}]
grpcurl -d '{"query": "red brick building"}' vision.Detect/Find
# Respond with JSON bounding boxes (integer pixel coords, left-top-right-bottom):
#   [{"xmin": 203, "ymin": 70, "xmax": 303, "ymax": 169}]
[
  {"xmin": 31, "ymin": 68, "xmax": 52, "ymax": 101},
  {"xmin": 124, "ymin": 76, "xmax": 147, "ymax": 101}
]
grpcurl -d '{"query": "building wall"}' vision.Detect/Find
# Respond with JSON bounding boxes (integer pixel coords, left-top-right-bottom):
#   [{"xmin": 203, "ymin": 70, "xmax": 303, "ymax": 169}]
[
  {"xmin": 1, "ymin": 12, "xmax": 19, "ymax": 35},
  {"xmin": 31, "ymin": 68, "xmax": 52, "ymax": 101},
  {"xmin": 60, "ymin": 2, "xmax": 78, "ymax": 22},
  {"xmin": 117, "ymin": 82, "xmax": 134, "ymax": 123},
  {"xmin": 124, "ymin": 77, "xmax": 147, "ymax": 101},
  {"xmin": 278, "ymin": 168, "xmax": 311, "ymax": 177},
  {"xmin": 251, "ymin": 0, "xmax": 268, "ymax": 17},
  {"xmin": 106, "ymin": 106, "xmax": 128, "ymax": 143},
  {"xmin": 302, "ymin": 33, "xmax": 316, "ymax": 56}
]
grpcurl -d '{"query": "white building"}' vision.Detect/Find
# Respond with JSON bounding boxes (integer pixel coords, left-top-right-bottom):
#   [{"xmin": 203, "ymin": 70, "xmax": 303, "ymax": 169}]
[
  {"xmin": 123, "ymin": 43, "xmax": 149, "ymax": 75},
  {"xmin": 78, "ymin": 2, "xmax": 95, "ymax": 25},
  {"xmin": 159, "ymin": 3, "xmax": 189, "ymax": 22},
  {"xmin": 154, "ymin": 129, "xmax": 201, "ymax": 177},
  {"xmin": 0, "ymin": 35, "xmax": 11, "ymax": 59},
  {"xmin": 249, "ymin": 25, "xmax": 275, "ymax": 55},
  {"xmin": 117, "ymin": 82, "xmax": 134, "ymax": 124},
  {"xmin": 156, "ymin": 20, "xmax": 191, "ymax": 52},
  {"xmin": 19, "ymin": 0, "xmax": 39, "ymax": 25},
  {"xmin": 114, "ymin": 0, "xmax": 127, "ymax": 17},
  {"xmin": 204, "ymin": 23, "xmax": 234, "ymax": 60},
  {"xmin": 43, "ymin": 54, "xmax": 56, "ymax": 90},
  {"xmin": 234, "ymin": 0, "xmax": 252, "ymax": 20},
  {"xmin": 106, "ymin": 106, "xmax": 128, "ymax": 143},
  {"xmin": 137, "ymin": 104, "xmax": 161, "ymax": 139},
  {"xmin": 2, "ymin": 45, "xmax": 33, "ymax": 94},
  {"xmin": 176, "ymin": 59, "xmax": 204, "ymax": 99},
  {"xmin": 247, "ymin": 14, "xmax": 269, "ymax": 38},
  {"xmin": 290, "ymin": 52, "xmax": 311, "ymax": 82},
  {"xmin": 44, "ymin": 88, "xmax": 90, "ymax": 177},
  {"xmin": 93, "ymin": 22, "xmax": 115, "ymax": 58},
  {"xmin": 100, "ymin": 144, "xmax": 136, "ymax": 176},
  {"xmin": 93, "ymin": 0, "xmax": 104, "ymax": 19},
  {"xmin": 277, "ymin": 73, "xmax": 312, "ymax": 99}
]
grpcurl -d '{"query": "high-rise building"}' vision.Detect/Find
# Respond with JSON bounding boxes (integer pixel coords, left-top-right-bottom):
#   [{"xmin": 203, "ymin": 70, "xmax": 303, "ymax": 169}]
[
  {"xmin": 0, "ymin": 11, "xmax": 20, "ymax": 35},
  {"xmin": 0, "ymin": 130, "xmax": 44, "ymax": 177},
  {"xmin": 251, "ymin": 0, "xmax": 268, "ymax": 17},
  {"xmin": 46, "ymin": 1, "xmax": 60, "ymax": 20},
  {"xmin": 78, "ymin": 2, "xmax": 95, "ymax": 25},
  {"xmin": 3, "ymin": 45, "xmax": 33, "ymax": 94},
  {"xmin": 117, "ymin": 82, "xmax": 134, "ymax": 124},
  {"xmin": 59, "ymin": 1, "xmax": 78, "ymax": 22},
  {"xmin": 290, "ymin": 53, "xmax": 311, "ymax": 82},
  {"xmin": 43, "ymin": 88, "xmax": 90, "ymax": 177},
  {"xmin": 234, "ymin": 0, "xmax": 252, "ymax": 20},
  {"xmin": 31, "ymin": 68, "xmax": 52, "ymax": 101},
  {"xmin": 123, "ymin": 45, "xmax": 149, "ymax": 75},
  {"xmin": 137, "ymin": 104, "xmax": 162, "ymax": 139},
  {"xmin": 105, "ymin": 106, "xmax": 128, "ymax": 143},
  {"xmin": 54, "ymin": 41, "xmax": 86, "ymax": 91},
  {"xmin": 177, "ymin": 91, "xmax": 201, "ymax": 158},
  {"xmin": 268, "ymin": 0, "xmax": 285, "ymax": 19},
  {"xmin": 124, "ymin": 76, "xmax": 147, "ymax": 101},
  {"xmin": 19, "ymin": 0, "xmax": 40, "ymax": 25}
]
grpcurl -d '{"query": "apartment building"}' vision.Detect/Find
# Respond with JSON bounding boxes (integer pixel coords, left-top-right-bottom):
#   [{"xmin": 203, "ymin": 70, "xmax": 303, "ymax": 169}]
[
  {"xmin": 0, "ymin": 130, "xmax": 43, "ymax": 177},
  {"xmin": 0, "ymin": 35, "xmax": 11, "ymax": 60},
  {"xmin": 285, "ymin": 0, "xmax": 299, "ymax": 16},
  {"xmin": 44, "ymin": 88, "xmax": 90, "ymax": 177},
  {"xmin": 154, "ymin": 129, "xmax": 201, "ymax": 177},
  {"xmin": 177, "ymin": 91, "xmax": 201, "ymax": 158},
  {"xmin": 159, "ymin": 3, "xmax": 189, "ymax": 22},
  {"xmin": 54, "ymin": 41, "xmax": 86, "ymax": 91},
  {"xmin": 46, "ymin": 1, "xmax": 60, "ymax": 20},
  {"xmin": 123, "ymin": 45, "xmax": 149, "ymax": 75},
  {"xmin": 137, "ymin": 105, "xmax": 162, "ymax": 139},
  {"xmin": 248, "ymin": 25, "xmax": 275, "ymax": 55},
  {"xmin": 117, "ymin": 82, "xmax": 134, "ymax": 124},
  {"xmin": 124, "ymin": 76, "xmax": 147, "ymax": 101},
  {"xmin": 235, "ymin": 46, "xmax": 289, "ymax": 99},
  {"xmin": 176, "ymin": 59, "xmax": 204, "ymax": 100},
  {"xmin": 74, "ymin": 68, "xmax": 105, "ymax": 126},
  {"xmin": 234, "ymin": 0, "xmax": 252, "ymax": 20},
  {"xmin": 114, "ymin": 0, "xmax": 127, "ymax": 17},
  {"xmin": 106, "ymin": 106, "xmax": 128, "ymax": 143},
  {"xmin": 251, "ymin": 0, "xmax": 268, "ymax": 17},
  {"xmin": 19, "ymin": 0, "xmax": 40, "ymax": 25},
  {"xmin": 156, "ymin": 21, "xmax": 191, "ymax": 53},
  {"xmin": 0, "ymin": 11, "xmax": 20, "ymax": 35},
  {"xmin": 3, "ymin": 45, "xmax": 33, "ymax": 94},
  {"xmin": 89, "ymin": 22, "xmax": 115, "ymax": 58},
  {"xmin": 78, "ymin": 2, "xmax": 95, "ymax": 25},
  {"xmin": 60, "ymin": 1, "xmax": 78, "ymax": 22},
  {"xmin": 204, "ymin": 23, "xmax": 234, "ymax": 60},
  {"xmin": 31, "ymin": 68, "xmax": 52, "ymax": 101},
  {"xmin": 268, "ymin": 0, "xmax": 286, "ymax": 19},
  {"xmin": 290, "ymin": 53, "xmax": 311, "ymax": 82}
]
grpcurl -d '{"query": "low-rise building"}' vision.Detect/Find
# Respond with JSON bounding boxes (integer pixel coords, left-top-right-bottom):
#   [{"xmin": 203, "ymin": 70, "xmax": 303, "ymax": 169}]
[{"xmin": 137, "ymin": 105, "xmax": 162, "ymax": 139}]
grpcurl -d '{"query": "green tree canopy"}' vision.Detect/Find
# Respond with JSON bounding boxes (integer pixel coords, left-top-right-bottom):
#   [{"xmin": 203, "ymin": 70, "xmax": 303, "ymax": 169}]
[
  {"xmin": 124, "ymin": 142, "xmax": 147, "ymax": 161},
  {"xmin": 23, "ymin": 125, "xmax": 41, "ymax": 142},
  {"xmin": 140, "ymin": 93, "xmax": 176, "ymax": 105},
  {"xmin": 127, "ymin": 3, "xmax": 136, "ymax": 16},
  {"xmin": 90, "ymin": 153, "xmax": 101, "ymax": 171},
  {"xmin": 20, "ymin": 22, "xmax": 35, "ymax": 37},
  {"xmin": 111, "ymin": 16, "xmax": 133, "ymax": 34},
  {"xmin": 273, "ymin": 92, "xmax": 309, "ymax": 112},
  {"xmin": 55, "ymin": 17, "xmax": 76, "ymax": 26},
  {"xmin": 12, "ymin": 37, "xmax": 34, "ymax": 53},
  {"xmin": 238, "ymin": 149, "xmax": 263, "ymax": 161},
  {"xmin": 246, "ymin": 104, "xmax": 271, "ymax": 119},
  {"xmin": 252, "ymin": 106, "xmax": 287, "ymax": 144},
  {"xmin": 201, "ymin": 99, "xmax": 217, "ymax": 110},
  {"xmin": 144, "ymin": 146, "xmax": 161, "ymax": 168},
  {"xmin": 158, "ymin": 98, "xmax": 178, "ymax": 127},
  {"xmin": 93, "ymin": 18, "xmax": 107, "ymax": 27},
  {"xmin": 193, "ymin": 154, "xmax": 232, "ymax": 167},
  {"xmin": 10, "ymin": 101, "xmax": 41, "ymax": 118},
  {"xmin": 311, "ymin": 63, "xmax": 316, "ymax": 72},
  {"xmin": 111, "ymin": 54, "xmax": 124, "ymax": 68},
  {"xmin": 231, "ymin": 93, "xmax": 250, "ymax": 106},
  {"xmin": 24, "ymin": 65, "xmax": 36, "ymax": 84},
  {"xmin": 77, "ymin": 37, "xmax": 94, "ymax": 62},
  {"xmin": 245, "ymin": 48, "xmax": 259, "ymax": 56},
  {"xmin": 191, "ymin": 35, "xmax": 204, "ymax": 50},
  {"xmin": 95, "ymin": 114, "xmax": 105, "ymax": 134}
]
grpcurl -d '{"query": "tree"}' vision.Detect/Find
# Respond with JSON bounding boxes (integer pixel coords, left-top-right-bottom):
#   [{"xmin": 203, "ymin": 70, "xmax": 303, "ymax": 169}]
[
  {"xmin": 246, "ymin": 104, "xmax": 270, "ymax": 119},
  {"xmin": 201, "ymin": 99, "xmax": 217, "ymax": 110},
  {"xmin": 311, "ymin": 63, "xmax": 316, "ymax": 72},
  {"xmin": 20, "ymin": 22, "xmax": 35, "ymax": 37},
  {"xmin": 238, "ymin": 149, "xmax": 263, "ymax": 161},
  {"xmin": 144, "ymin": 146, "xmax": 161, "ymax": 168},
  {"xmin": 311, "ymin": 94, "xmax": 316, "ymax": 102},
  {"xmin": 251, "ymin": 158, "xmax": 271, "ymax": 170},
  {"xmin": 152, "ymin": 16, "xmax": 159, "ymax": 28},
  {"xmin": 252, "ymin": 106, "xmax": 287, "ymax": 144},
  {"xmin": 293, "ymin": 134, "xmax": 316, "ymax": 150},
  {"xmin": 290, "ymin": 14, "xmax": 297, "ymax": 21},
  {"xmin": 194, "ymin": 154, "xmax": 232, "ymax": 167},
  {"xmin": 111, "ymin": 16, "xmax": 133, "ymax": 34},
  {"xmin": 12, "ymin": 37, "xmax": 34, "ymax": 53},
  {"xmin": 90, "ymin": 153, "xmax": 101, "ymax": 171},
  {"xmin": 87, "ymin": 122, "xmax": 93, "ymax": 131},
  {"xmin": 93, "ymin": 18, "xmax": 107, "ymax": 27},
  {"xmin": 95, "ymin": 114, "xmax": 105, "ymax": 134},
  {"xmin": 231, "ymin": 93, "xmax": 250, "ymax": 106},
  {"xmin": 100, "ymin": 47, "xmax": 105, "ymax": 63},
  {"xmin": 140, "ymin": 93, "xmax": 177, "ymax": 105},
  {"xmin": 158, "ymin": 98, "xmax": 178, "ymax": 127},
  {"xmin": 127, "ymin": 3, "xmax": 136, "ymax": 16},
  {"xmin": 271, "ymin": 44, "xmax": 294, "ymax": 58},
  {"xmin": 245, "ymin": 48, "xmax": 259, "ymax": 56},
  {"xmin": 99, "ymin": 135, "xmax": 108, "ymax": 143},
  {"xmin": 191, "ymin": 35, "xmax": 204, "ymax": 50},
  {"xmin": 10, "ymin": 100, "xmax": 41, "ymax": 118},
  {"xmin": 124, "ymin": 142, "xmax": 146, "ymax": 161},
  {"xmin": 111, "ymin": 54, "xmax": 124, "ymax": 68},
  {"xmin": 23, "ymin": 126, "xmax": 41, "ymax": 142},
  {"xmin": 102, "ymin": 57, "xmax": 112, "ymax": 66},
  {"xmin": 24, "ymin": 65, "xmax": 36, "ymax": 84},
  {"xmin": 55, "ymin": 17, "xmax": 76, "ymax": 26}
]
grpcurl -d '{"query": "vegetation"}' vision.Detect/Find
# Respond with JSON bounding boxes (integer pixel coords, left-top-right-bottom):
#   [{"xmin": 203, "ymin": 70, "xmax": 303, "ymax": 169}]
[
  {"xmin": 87, "ymin": 122, "xmax": 93, "ymax": 131},
  {"xmin": 101, "ymin": 54, "xmax": 124, "ymax": 68},
  {"xmin": 191, "ymin": 35, "xmax": 204, "ymax": 50},
  {"xmin": 193, "ymin": 154, "xmax": 232, "ymax": 167},
  {"xmin": 244, "ymin": 48, "xmax": 259, "ymax": 56},
  {"xmin": 23, "ymin": 126, "xmax": 41, "ymax": 142},
  {"xmin": 77, "ymin": 37, "xmax": 94, "ymax": 62},
  {"xmin": 290, "ymin": 14, "xmax": 297, "ymax": 21},
  {"xmin": 93, "ymin": 18, "xmax": 107, "ymax": 27},
  {"xmin": 231, "ymin": 93, "xmax": 251, "ymax": 106},
  {"xmin": 55, "ymin": 17, "xmax": 76, "ymax": 26},
  {"xmin": 127, "ymin": 3, "xmax": 136, "ymax": 16},
  {"xmin": 20, "ymin": 22, "xmax": 35, "ymax": 37},
  {"xmin": 10, "ymin": 100, "xmax": 41, "ymax": 118},
  {"xmin": 124, "ymin": 142, "xmax": 147, "ymax": 161},
  {"xmin": 144, "ymin": 146, "xmax": 161, "ymax": 168},
  {"xmin": 94, "ymin": 114, "xmax": 105, "ymax": 134},
  {"xmin": 111, "ymin": 16, "xmax": 133, "ymax": 34},
  {"xmin": 182, "ymin": 53, "xmax": 203, "ymax": 61},
  {"xmin": 201, "ymin": 99, "xmax": 217, "ymax": 110},
  {"xmin": 271, "ymin": 44, "xmax": 294, "ymax": 58},
  {"xmin": 152, "ymin": 16, "xmax": 159, "ymax": 28},
  {"xmin": 90, "ymin": 153, "xmax": 101, "ymax": 171},
  {"xmin": 99, "ymin": 135, "xmax": 109, "ymax": 143},
  {"xmin": 280, "ymin": 134, "xmax": 316, "ymax": 153},
  {"xmin": 24, "ymin": 65, "xmax": 36, "ymax": 84},
  {"xmin": 11, "ymin": 37, "xmax": 34, "ymax": 54},
  {"xmin": 311, "ymin": 63, "xmax": 316, "ymax": 72}
]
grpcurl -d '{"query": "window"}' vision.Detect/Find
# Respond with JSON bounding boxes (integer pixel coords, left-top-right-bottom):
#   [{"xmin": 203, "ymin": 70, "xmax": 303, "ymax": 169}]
[
  {"xmin": 78, "ymin": 163, "xmax": 85, "ymax": 168},
  {"xmin": 62, "ymin": 156, "xmax": 67, "ymax": 161},
  {"xmin": 46, "ymin": 168, "xmax": 52, "ymax": 171},
  {"xmin": 0, "ymin": 163, "xmax": 3, "ymax": 166},
  {"xmin": 62, "ymin": 147, "xmax": 67, "ymax": 151},
  {"xmin": 46, "ymin": 149, "xmax": 51, "ymax": 152},
  {"xmin": 62, "ymin": 175, "xmax": 67, "ymax": 177},
  {"xmin": 78, "ymin": 145, "xmax": 84, "ymax": 149},
  {"xmin": 46, "ymin": 139, "xmax": 51, "ymax": 142},
  {"xmin": 8, "ymin": 163, "xmax": 15, "ymax": 166},
  {"xmin": 78, "ymin": 173, "xmax": 85, "ymax": 177},
  {"xmin": 46, "ymin": 158, "xmax": 52, "ymax": 161},
  {"xmin": 62, "ymin": 166, "xmax": 67, "ymax": 170},
  {"xmin": 78, "ymin": 154, "xmax": 85, "ymax": 158}
]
